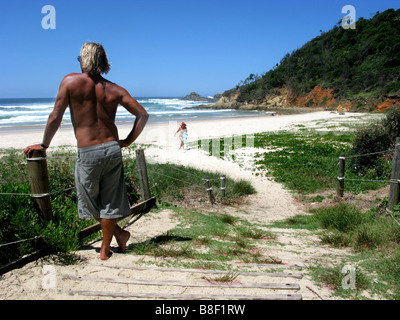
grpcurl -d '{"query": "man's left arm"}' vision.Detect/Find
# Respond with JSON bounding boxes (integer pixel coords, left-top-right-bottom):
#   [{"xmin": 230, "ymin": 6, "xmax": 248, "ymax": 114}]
[
  {"xmin": 118, "ymin": 88, "xmax": 149, "ymax": 148},
  {"xmin": 24, "ymin": 77, "xmax": 70, "ymax": 155}
]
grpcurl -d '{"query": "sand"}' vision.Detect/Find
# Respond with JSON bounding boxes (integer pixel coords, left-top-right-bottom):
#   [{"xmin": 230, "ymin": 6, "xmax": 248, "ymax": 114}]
[{"xmin": 0, "ymin": 111, "xmax": 376, "ymax": 301}]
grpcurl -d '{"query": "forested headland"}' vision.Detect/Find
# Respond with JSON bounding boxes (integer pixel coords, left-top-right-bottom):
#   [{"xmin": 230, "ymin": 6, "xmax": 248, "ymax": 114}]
[{"xmin": 214, "ymin": 9, "xmax": 400, "ymax": 113}]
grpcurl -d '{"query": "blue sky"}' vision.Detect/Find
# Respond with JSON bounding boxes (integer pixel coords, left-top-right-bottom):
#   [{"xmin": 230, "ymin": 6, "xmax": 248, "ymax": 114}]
[{"xmin": 1, "ymin": 0, "xmax": 399, "ymax": 98}]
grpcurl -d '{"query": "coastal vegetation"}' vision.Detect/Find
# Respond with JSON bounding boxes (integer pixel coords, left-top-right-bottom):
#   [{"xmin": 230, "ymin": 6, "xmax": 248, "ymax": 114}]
[
  {"xmin": 1, "ymin": 110, "xmax": 400, "ymax": 298},
  {"xmin": 219, "ymin": 9, "xmax": 400, "ymax": 112},
  {"xmin": 258, "ymin": 110, "xmax": 400, "ymax": 299},
  {"xmin": 0, "ymin": 148, "xmax": 254, "ymax": 266},
  {"xmin": 199, "ymin": 108, "xmax": 400, "ymax": 298}
]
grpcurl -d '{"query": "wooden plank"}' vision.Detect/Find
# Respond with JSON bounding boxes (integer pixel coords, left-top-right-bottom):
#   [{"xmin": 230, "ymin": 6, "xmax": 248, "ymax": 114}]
[
  {"xmin": 160, "ymin": 257, "xmax": 306, "ymax": 269},
  {"xmin": 97, "ymin": 264, "xmax": 303, "ymax": 279},
  {"xmin": 0, "ymin": 248, "xmax": 51, "ymax": 275},
  {"xmin": 65, "ymin": 275, "xmax": 300, "ymax": 290},
  {"xmin": 78, "ymin": 197, "xmax": 156, "ymax": 240},
  {"xmin": 232, "ymin": 262, "xmax": 306, "ymax": 269},
  {"xmin": 61, "ymin": 290, "xmax": 302, "ymax": 300}
]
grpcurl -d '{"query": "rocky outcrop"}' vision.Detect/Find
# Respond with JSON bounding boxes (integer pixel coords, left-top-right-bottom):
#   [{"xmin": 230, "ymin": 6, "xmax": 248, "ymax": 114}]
[
  {"xmin": 376, "ymin": 98, "xmax": 400, "ymax": 111},
  {"xmin": 199, "ymin": 88, "xmax": 291, "ymax": 110},
  {"xmin": 190, "ymin": 86, "xmax": 400, "ymax": 113},
  {"xmin": 181, "ymin": 92, "xmax": 217, "ymax": 102},
  {"xmin": 191, "ymin": 86, "xmax": 400, "ymax": 113},
  {"xmin": 213, "ymin": 92, "xmax": 241, "ymax": 109},
  {"xmin": 294, "ymin": 87, "xmax": 336, "ymax": 108}
]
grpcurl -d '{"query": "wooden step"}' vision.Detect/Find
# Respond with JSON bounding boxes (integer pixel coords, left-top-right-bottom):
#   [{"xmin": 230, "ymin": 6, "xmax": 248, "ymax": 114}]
[
  {"xmin": 65, "ymin": 275, "xmax": 301, "ymax": 290},
  {"xmin": 60, "ymin": 289, "xmax": 303, "ymax": 300},
  {"xmin": 96, "ymin": 263, "xmax": 303, "ymax": 279}
]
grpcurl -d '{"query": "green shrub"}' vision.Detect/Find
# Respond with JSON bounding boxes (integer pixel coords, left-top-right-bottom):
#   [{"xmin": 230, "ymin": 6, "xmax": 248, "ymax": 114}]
[
  {"xmin": 232, "ymin": 179, "xmax": 256, "ymax": 197},
  {"xmin": 311, "ymin": 202, "xmax": 366, "ymax": 232},
  {"xmin": 350, "ymin": 108, "xmax": 400, "ymax": 175},
  {"xmin": 0, "ymin": 183, "xmax": 41, "ymax": 265}
]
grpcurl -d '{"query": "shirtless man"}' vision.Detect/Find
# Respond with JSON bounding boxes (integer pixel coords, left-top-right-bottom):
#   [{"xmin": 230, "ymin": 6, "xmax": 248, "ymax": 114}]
[{"xmin": 24, "ymin": 42, "xmax": 149, "ymax": 260}]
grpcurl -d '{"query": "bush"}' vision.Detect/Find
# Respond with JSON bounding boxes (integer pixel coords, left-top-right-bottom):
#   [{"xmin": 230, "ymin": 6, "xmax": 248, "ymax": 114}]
[
  {"xmin": 0, "ymin": 183, "xmax": 41, "ymax": 265},
  {"xmin": 312, "ymin": 202, "xmax": 400, "ymax": 251},
  {"xmin": 232, "ymin": 179, "xmax": 256, "ymax": 197},
  {"xmin": 350, "ymin": 108, "xmax": 400, "ymax": 175},
  {"xmin": 312, "ymin": 202, "xmax": 366, "ymax": 232},
  {"xmin": 384, "ymin": 107, "xmax": 400, "ymax": 143}
]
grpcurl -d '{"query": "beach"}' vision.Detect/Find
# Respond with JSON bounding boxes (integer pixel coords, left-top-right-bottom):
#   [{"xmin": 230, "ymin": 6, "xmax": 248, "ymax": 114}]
[
  {"xmin": 0, "ymin": 110, "xmax": 365, "ymax": 150},
  {"xmin": 0, "ymin": 110, "xmax": 377, "ymax": 300}
]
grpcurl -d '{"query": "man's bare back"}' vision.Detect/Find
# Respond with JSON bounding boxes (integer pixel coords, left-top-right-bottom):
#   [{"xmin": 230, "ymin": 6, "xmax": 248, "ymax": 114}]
[
  {"xmin": 24, "ymin": 71, "xmax": 148, "ymax": 152},
  {"xmin": 61, "ymin": 72, "xmax": 148, "ymax": 148},
  {"xmin": 64, "ymin": 73, "xmax": 120, "ymax": 148}
]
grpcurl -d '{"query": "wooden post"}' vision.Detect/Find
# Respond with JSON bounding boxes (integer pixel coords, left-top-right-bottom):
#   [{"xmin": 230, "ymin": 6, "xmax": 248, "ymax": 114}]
[
  {"xmin": 136, "ymin": 149, "xmax": 151, "ymax": 200},
  {"xmin": 387, "ymin": 137, "xmax": 400, "ymax": 213},
  {"xmin": 220, "ymin": 175, "xmax": 226, "ymax": 198},
  {"xmin": 204, "ymin": 178, "xmax": 215, "ymax": 204},
  {"xmin": 337, "ymin": 153, "xmax": 345, "ymax": 198},
  {"xmin": 26, "ymin": 150, "xmax": 52, "ymax": 223}
]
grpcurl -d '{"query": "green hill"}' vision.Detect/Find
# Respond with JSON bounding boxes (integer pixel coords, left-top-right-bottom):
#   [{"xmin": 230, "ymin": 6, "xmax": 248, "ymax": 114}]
[{"xmin": 220, "ymin": 8, "xmax": 400, "ymax": 112}]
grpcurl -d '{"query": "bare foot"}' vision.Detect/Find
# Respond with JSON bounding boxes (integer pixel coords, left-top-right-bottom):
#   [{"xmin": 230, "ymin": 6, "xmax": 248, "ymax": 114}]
[
  {"xmin": 99, "ymin": 249, "xmax": 113, "ymax": 260},
  {"xmin": 116, "ymin": 229, "xmax": 131, "ymax": 253}
]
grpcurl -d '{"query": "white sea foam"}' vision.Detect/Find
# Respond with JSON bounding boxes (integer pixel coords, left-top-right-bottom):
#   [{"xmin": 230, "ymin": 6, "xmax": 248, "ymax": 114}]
[{"xmin": 0, "ymin": 97, "xmax": 261, "ymax": 128}]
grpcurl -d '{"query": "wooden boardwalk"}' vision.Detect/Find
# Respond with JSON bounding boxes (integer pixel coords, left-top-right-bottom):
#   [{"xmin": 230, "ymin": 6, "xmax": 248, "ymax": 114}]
[{"xmin": 59, "ymin": 262, "xmax": 304, "ymax": 300}]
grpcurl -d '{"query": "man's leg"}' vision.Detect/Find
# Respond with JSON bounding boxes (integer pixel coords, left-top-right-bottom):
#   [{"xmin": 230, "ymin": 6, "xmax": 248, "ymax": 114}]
[
  {"xmin": 98, "ymin": 218, "xmax": 117, "ymax": 260},
  {"xmin": 97, "ymin": 218, "xmax": 131, "ymax": 260},
  {"xmin": 114, "ymin": 224, "xmax": 131, "ymax": 253}
]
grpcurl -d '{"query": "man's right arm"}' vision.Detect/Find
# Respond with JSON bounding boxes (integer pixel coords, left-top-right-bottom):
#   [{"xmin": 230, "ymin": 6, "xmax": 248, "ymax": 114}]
[
  {"xmin": 41, "ymin": 76, "xmax": 70, "ymax": 147},
  {"xmin": 24, "ymin": 75, "xmax": 70, "ymax": 155},
  {"xmin": 119, "ymin": 88, "xmax": 149, "ymax": 147}
]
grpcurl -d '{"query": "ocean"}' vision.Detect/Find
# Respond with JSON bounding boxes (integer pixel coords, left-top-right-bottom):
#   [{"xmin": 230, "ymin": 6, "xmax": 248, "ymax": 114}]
[{"xmin": 0, "ymin": 97, "xmax": 265, "ymax": 130}]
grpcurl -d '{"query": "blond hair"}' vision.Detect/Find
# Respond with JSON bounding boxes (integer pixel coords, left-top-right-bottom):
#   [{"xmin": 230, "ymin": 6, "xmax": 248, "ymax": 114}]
[{"xmin": 80, "ymin": 42, "xmax": 111, "ymax": 75}]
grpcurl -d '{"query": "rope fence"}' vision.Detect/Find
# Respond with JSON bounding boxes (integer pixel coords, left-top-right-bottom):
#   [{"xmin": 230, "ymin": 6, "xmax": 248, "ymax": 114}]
[
  {"xmin": 0, "ymin": 148, "xmax": 229, "ymax": 251},
  {"xmin": 342, "ymin": 149, "xmax": 393, "ymax": 159},
  {"xmin": 0, "ymin": 236, "xmax": 41, "ymax": 249},
  {"xmin": 146, "ymin": 168, "xmax": 227, "ymax": 204},
  {"xmin": 2, "ymin": 137, "xmax": 400, "ymax": 257},
  {"xmin": 336, "ymin": 137, "xmax": 400, "ymax": 227},
  {"xmin": 0, "ymin": 162, "xmax": 225, "ymax": 200}
]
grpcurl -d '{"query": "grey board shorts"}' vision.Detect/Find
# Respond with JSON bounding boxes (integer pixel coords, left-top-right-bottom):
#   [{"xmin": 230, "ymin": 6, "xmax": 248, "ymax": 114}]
[{"xmin": 75, "ymin": 141, "xmax": 131, "ymax": 220}]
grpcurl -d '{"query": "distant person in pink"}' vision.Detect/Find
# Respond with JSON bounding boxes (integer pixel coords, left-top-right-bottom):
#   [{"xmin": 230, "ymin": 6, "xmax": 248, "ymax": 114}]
[{"xmin": 175, "ymin": 122, "xmax": 188, "ymax": 150}]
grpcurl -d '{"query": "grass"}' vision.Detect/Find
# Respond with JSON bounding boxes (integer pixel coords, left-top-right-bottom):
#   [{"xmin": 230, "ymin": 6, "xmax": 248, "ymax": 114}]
[
  {"xmin": 135, "ymin": 160, "xmax": 256, "ymax": 205},
  {"xmin": 253, "ymin": 131, "xmax": 392, "ymax": 194},
  {"xmin": 194, "ymin": 124, "xmax": 400, "ymax": 299},
  {"xmin": 278, "ymin": 201, "xmax": 400, "ymax": 298},
  {"xmin": 126, "ymin": 208, "xmax": 277, "ymax": 265},
  {"xmin": 309, "ymin": 264, "xmax": 370, "ymax": 299},
  {"xmin": 201, "ymin": 130, "xmax": 391, "ymax": 195},
  {"xmin": 202, "ymin": 271, "xmax": 240, "ymax": 284},
  {"xmin": 308, "ymin": 202, "xmax": 400, "ymax": 251}
]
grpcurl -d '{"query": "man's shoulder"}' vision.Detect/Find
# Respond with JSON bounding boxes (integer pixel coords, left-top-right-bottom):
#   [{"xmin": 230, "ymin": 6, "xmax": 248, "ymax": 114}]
[
  {"xmin": 63, "ymin": 73, "xmax": 85, "ymax": 80},
  {"xmin": 60, "ymin": 73, "xmax": 85, "ymax": 84},
  {"xmin": 104, "ymin": 80, "xmax": 128, "ymax": 95}
]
